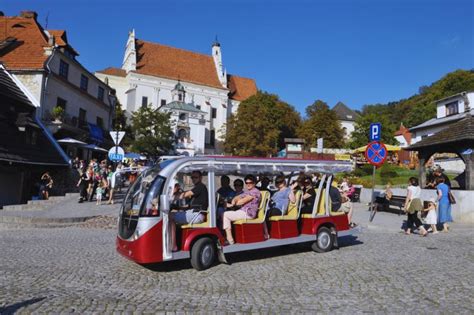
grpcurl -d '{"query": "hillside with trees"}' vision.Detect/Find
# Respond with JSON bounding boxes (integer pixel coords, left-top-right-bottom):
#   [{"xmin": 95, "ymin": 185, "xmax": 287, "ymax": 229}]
[{"xmin": 350, "ymin": 69, "xmax": 474, "ymax": 148}]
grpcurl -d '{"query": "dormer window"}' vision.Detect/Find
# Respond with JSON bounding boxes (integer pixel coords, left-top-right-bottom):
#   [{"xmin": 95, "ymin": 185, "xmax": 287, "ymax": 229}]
[{"xmin": 446, "ymin": 101, "xmax": 458, "ymax": 116}]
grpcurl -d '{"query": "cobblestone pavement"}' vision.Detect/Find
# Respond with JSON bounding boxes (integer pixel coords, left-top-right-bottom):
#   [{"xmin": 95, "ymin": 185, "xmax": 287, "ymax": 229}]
[{"xmin": 0, "ymin": 205, "xmax": 473, "ymax": 314}]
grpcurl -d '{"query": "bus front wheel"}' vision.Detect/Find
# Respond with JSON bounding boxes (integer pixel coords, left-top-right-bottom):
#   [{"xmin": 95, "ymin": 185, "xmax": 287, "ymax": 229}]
[
  {"xmin": 312, "ymin": 227, "xmax": 334, "ymax": 253},
  {"xmin": 190, "ymin": 237, "xmax": 216, "ymax": 271}
]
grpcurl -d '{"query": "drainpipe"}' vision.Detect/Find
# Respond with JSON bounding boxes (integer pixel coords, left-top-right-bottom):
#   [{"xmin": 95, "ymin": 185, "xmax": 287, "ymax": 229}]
[{"xmin": 40, "ymin": 48, "xmax": 56, "ymax": 120}]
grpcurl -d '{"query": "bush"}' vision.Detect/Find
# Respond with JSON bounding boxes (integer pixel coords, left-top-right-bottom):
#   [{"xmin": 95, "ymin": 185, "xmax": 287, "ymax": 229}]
[
  {"xmin": 380, "ymin": 164, "xmax": 398, "ymax": 184},
  {"xmin": 352, "ymin": 164, "xmax": 373, "ymax": 177}
]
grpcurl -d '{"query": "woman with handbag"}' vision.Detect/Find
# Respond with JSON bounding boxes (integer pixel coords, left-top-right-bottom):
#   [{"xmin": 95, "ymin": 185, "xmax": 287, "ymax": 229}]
[
  {"xmin": 404, "ymin": 177, "xmax": 428, "ymax": 236},
  {"xmin": 436, "ymin": 177, "xmax": 452, "ymax": 232}
]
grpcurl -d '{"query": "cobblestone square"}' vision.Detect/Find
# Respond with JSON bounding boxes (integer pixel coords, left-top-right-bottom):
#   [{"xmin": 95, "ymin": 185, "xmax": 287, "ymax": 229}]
[{"xmin": 0, "ymin": 205, "xmax": 473, "ymax": 314}]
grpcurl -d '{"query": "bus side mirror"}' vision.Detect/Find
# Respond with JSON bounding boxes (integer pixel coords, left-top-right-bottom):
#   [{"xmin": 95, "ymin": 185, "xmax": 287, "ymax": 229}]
[{"xmin": 160, "ymin": 194, "xmax": 170, "ymax": 212}]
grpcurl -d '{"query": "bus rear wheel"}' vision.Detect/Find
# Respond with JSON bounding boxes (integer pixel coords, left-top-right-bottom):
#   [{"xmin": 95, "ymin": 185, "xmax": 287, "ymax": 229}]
[
  {"xmin": 312, "ymin": 227, "xmax": 334, "ymax": 253},
  {"xmin": 190, "ymin": 237, "xmax": 216, "ymax": 271}
]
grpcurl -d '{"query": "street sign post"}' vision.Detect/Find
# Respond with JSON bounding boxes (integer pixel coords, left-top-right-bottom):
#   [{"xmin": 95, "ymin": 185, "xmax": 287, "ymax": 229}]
[
  {"xmin": 365, "ymin": 141, "xmax": 388, "ymax": 167},
  {"xmin": 108, "ymin": 146, "xmax": 124, "ymax": 162},
  {"xmin": 110, "ymin": 131, "xmax": 125, "ymax": 145},
  {"xmin": 365, "ymin": 140, "xmax": 387, "ymax": 222},
  {"xmin": 369, "ymin": 123, "xmax": 381, "ymax": 141}
]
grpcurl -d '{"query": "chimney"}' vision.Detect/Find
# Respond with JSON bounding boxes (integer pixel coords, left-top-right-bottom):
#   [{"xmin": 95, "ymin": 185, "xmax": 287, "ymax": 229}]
[{"xmin": 20, "ymin": 11, "xmax": 38, "ymax": 20}]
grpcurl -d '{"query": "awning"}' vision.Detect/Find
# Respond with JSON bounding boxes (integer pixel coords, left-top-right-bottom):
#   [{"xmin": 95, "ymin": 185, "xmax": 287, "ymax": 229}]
[
  {"xmin": 88, "ymin": 123, "xmax": 104, "ymax": 143},
  {"xmin": 353, "ymin": 144, "xmax": 401, "ymax": 153},
  {"xmin": 57, "ymin": 137, "xmax": 87, "ymax": 145},
  {"xmin": 83, "ymin": 144, "xmax": 108, "ymax": 152},
  {"xmin": 125, "ymin": 152, "xmax": 146, "ymax": 159}
]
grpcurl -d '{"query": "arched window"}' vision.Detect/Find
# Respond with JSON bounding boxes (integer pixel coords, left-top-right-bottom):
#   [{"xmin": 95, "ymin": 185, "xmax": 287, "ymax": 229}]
[{"xmin": 179, "ymin": 113, "xmax": 187, "ymax": 121}]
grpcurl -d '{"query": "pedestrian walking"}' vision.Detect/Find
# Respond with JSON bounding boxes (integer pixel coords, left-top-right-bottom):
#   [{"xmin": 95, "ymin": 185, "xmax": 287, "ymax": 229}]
[
  {"xmin": 77, "ymin": 169, "xmax": 90, "ymax": 203},
  {"xmin": 436, "ymin": 177, "xmax": 452, "ymax": 232},
  {"xmin": 404, "ymin": 177, "xmax": 428, "ymax": 236},
  {"xmin": 39, "ymin": 172, "xmax": 53, "ymax": 200},
  {"xmin": 423, "ymin": 198, "xmax": 438, "ymax": 234},
  {"xmin": 96, "ymin": 181, "xmax": 104, "ymax": 205}
]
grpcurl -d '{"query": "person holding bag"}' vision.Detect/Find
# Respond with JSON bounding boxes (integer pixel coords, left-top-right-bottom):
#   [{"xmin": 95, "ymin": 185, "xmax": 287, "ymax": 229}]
[
  {"xmin": 436, "ymin": 177, "xmax": 452, "ymax": 232},
  {"xmin": 404, "ymin": 177, "xmax": 428, "ymax": 236}
]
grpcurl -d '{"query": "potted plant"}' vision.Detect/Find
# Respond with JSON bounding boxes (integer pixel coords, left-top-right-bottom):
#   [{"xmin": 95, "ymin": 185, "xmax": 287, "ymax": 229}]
[{"xmin": 52, "ymin": 106, "xmax": 64, "ymax": 123}]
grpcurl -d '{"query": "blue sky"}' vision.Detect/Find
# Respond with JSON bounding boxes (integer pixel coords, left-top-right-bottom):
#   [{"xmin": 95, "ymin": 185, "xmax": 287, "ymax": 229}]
[{"xmin": 4, "ymin": 0, "xmax": 473, "ymax": 115}]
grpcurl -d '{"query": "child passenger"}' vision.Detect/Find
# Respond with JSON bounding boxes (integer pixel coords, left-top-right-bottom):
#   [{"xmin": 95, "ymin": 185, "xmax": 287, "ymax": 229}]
[{"xmin": 423, "ymin": 198, "xmax": 438, "ymax": 234}]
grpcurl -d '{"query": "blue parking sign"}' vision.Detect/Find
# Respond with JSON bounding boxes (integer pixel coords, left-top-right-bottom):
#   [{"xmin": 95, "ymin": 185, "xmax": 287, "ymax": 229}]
[{"xmin": 369, "ymin": 123, "xmax": 381, "ymax": 141}]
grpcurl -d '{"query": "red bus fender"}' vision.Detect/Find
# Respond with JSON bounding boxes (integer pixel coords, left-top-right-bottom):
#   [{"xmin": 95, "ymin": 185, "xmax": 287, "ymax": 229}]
[{"xmin": 182, "ymin": 228, "xmax": 225, "ymax": 252}]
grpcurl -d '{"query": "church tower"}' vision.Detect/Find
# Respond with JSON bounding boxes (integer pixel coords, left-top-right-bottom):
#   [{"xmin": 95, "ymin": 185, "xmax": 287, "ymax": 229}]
[
  {"xmin": 212, "ymin": 37, "xmax": 227, "ymax": 88},
  {"xmin": 122, "ymin": 29, "xmax": 137, "ymax": 73},
  {"xmin": 172, "ymin": 80, "xmax": 186, "ymax": 102}
]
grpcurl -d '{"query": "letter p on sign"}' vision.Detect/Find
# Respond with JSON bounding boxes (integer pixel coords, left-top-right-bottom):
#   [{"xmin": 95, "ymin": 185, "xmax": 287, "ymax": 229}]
[{"xmin": 369, "ymin": 123, "xmax": 381, "ymax": 141}]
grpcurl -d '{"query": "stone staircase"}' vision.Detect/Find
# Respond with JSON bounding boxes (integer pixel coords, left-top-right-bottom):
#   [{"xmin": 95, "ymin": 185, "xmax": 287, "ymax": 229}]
[{"xmin": 2, "ymin": 193, "xmax": 80, "ymax": 211}]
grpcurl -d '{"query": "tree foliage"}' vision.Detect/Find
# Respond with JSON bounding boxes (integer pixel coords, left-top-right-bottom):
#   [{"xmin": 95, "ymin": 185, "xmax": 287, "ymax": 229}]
[
  {"xmin": 297, "ymin": 100, "xmax": 344, "ymax": 148},
  {"xmin": 350, "ymin": 69, "xmax": 474, "ymax": 148},
  {"xmin": 130, "ymin": 106, "xmax": 173, "ymax": 157},
  {"xmin": 112, "ymin": 100, "xmax": 133, "ymax": 148},
  {"xmin": 224, "ymin": 91, "xmax": 301, "ymax": 156}
]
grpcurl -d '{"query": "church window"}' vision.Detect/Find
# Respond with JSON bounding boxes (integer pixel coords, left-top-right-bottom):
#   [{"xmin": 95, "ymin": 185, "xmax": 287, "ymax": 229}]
[
  {"xmin": 178, "ymin": 94, "xmax": 183, "ymax": 101},
  {"xmin": 211, "ymin": 107, "xmax": 217, "ymax": 119},
  {"xmin": 142, "ymin": 96, "xmax": 148, "ymax": 108},
  {"xmin": 196, "ymin": 105, "xmax": 201, "ymax": 110},
  {"xmin": 179, "ymin": 113, "xmax": 187, "ymax": 121},
  {"xmin": 161, "ymin": 99, "xmax": 166, "ymax": 106}
]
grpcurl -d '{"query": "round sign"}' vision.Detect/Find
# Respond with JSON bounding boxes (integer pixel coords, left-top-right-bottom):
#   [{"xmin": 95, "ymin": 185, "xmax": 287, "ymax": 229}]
[
  {"xmin": 108, "ymin": 146, "xmax": 124, "ymax": 162},
  {"xmin": 365, "ymin": 141, "xmax": 387, "ymax": 167}
]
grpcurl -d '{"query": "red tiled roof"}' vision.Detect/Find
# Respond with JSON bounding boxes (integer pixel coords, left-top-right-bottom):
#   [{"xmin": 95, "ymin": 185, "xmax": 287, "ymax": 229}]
[
  {"xmin": 135, "ymin": 39, "xmax": 224, "ymax": 89},
  {"xmin": 227, "ymin": 74, "xmax": 257, "ymax": 101},
  {"xmin": 0, "ymin": 15, "xmax": 49, "ymax": 70},
  {"xmin": 48, "ymin": 30, "xmax": 67, "ymax": 46},
  {"xmin": 394, "ymin": 124, "xmax": 412, "ymax": 144},
  {"xmin": 96, "ymin": 67, "xmax": 127, "ymax": 77}
]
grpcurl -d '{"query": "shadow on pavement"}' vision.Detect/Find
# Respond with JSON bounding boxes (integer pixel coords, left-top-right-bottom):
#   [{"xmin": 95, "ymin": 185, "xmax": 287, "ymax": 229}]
[
  {"xmin": 142, "ymin": 259, "xmax": 192, "ymax": 272},
  {"xmin": 0, "ymin": 297, "xmax": 46, "ymax": 314}
]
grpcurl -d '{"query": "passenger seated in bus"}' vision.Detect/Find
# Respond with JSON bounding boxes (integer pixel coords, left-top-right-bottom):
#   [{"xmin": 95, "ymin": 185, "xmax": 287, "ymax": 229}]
[
  {"xmin": 233, "ymin": 179, "xmax": 244, "ymax": 196},
  {"xmin": 300, "ymin": 176, "xmax": 317, "ymax": 214},
  {"xmin": 217, "ymin": 175, "xmax": 237, "ymax": 222},
  {"xmin": 257, "ymin": 176, "xmax": 271, "ymax": 192},
  {"xmin": 329, "ymin": 181, "xmax": 356, "ymax": 227},
  {"xmin": 222, "ymin": 174, "xmax": 261, "ymax": 245},
  {"xmin": 267, "ymin": 176, "xmax": 296, "ymax": 217},
  {"xmin": 170, "ymin": 171, "xmax": 209, "ymax": 251}
]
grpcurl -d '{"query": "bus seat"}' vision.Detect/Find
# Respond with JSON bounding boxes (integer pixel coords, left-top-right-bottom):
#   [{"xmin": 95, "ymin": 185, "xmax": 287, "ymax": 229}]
[
  {"xmin": 268, "ymin": 190, "xmax": 302, "ymax": 221},
  {"xmin": 181, "ymin": 211, "xmax": 209, "ymax": 229},
  {"xmin": 234, "ymin": 191, "xmax": 270, "ymax": 224}
]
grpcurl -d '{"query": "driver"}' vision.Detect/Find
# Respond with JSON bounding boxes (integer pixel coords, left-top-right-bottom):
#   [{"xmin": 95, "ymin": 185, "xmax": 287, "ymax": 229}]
[{"xmin": 170, "ymin": 171, "xmax": 208, "ymax": 251}]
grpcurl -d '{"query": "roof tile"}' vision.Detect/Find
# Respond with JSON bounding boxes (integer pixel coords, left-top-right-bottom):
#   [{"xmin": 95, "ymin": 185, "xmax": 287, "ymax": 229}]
[{"xmin": 227, "ymin": 74, "xmax": 257, "ymax": 101}]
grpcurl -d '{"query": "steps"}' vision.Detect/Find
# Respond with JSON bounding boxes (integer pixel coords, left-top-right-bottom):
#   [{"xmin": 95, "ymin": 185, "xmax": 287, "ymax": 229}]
[{"xmin": 2, "ymin": 193, "xmax": 79, "ymax": 211}]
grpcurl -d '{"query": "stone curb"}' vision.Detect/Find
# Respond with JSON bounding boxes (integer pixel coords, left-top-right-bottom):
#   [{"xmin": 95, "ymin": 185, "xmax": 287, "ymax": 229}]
[{"xmin": 0, "ymin": 215, "xmax": 98, "ymax": 224}]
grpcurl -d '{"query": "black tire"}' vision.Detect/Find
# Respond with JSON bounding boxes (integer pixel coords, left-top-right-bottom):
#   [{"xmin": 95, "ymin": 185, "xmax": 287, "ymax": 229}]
[
  {"xmin": 312, "ymin": 227, "xmax": 334, "ymax": 253},
  {"xmin": 190, "ymin": 237, "xmax": 216, "ymax": 271}
]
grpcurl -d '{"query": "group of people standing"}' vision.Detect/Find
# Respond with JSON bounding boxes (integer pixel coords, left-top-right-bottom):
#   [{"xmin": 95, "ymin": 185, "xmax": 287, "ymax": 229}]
[
  {"xmin": 403, "ymin": 176, "xmax": 453, "ymax": 236},
  {"xmin": 75, "ymin": 158, "xmax": 117, "ymax": 205}
]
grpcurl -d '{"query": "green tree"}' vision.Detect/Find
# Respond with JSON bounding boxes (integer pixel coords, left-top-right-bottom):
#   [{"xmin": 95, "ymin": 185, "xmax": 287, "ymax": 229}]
[
  {"xmin": 111, "ymin": 100, "xmax": 133, "ymax": 149},
  {"xmin": 130, "ymin": 106, "xmax": 173, "ymax": 157},
  {"xmin": 224, "ymin": 91, "xmax": 301, "ymax": 156},
  {"xmin": 349, "ymin": 112, "xmax": 398, "ymax": 149},
  {"xmin": 297, "ymin": 100, "xmax": 344, "ymax": 148}
]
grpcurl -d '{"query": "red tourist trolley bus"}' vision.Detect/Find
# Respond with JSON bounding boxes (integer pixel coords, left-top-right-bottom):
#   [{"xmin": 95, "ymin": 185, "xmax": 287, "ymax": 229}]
[{"xmin": 116, "ymin": 157, "xmax": 359, "ymax": 270}]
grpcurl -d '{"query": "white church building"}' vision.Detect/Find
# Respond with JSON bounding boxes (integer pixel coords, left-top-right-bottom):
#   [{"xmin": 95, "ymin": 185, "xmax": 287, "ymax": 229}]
[{"xmin": 96, "ymin": 30, "xmax": 257, "ymax": 155}]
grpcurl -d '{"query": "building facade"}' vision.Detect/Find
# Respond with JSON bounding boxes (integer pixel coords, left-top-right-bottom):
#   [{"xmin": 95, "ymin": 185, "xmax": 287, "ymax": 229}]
[
  {"xmin": 96, "ymin": 30, "xmax": 257, "ymax": 155},
  {"xmin": 410, "ymin": 91, "xmax": 474, "ymax": 144},
  {"xmin": 332, "ymin": 102, "xmax": 359, "ymax": 140},
  {"xmin": 0, "ymin": 11, "xmax": 116, "ymax": 158}
]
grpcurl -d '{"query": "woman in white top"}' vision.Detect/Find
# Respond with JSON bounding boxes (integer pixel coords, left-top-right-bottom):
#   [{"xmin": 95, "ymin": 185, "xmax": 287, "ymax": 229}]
[{"xmin": 404, "ymin": 177, "xmax": 428, "ymax": 236}]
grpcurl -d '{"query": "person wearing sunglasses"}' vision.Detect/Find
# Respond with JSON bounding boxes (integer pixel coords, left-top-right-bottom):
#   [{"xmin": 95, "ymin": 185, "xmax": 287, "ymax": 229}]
[
  {"xmin": 170, "ymin": 171, "xmax": 208, "ymax": 251},
  {"xmin": 222, "ymin": 174, "xmax": 261, "ymax": 245}
]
